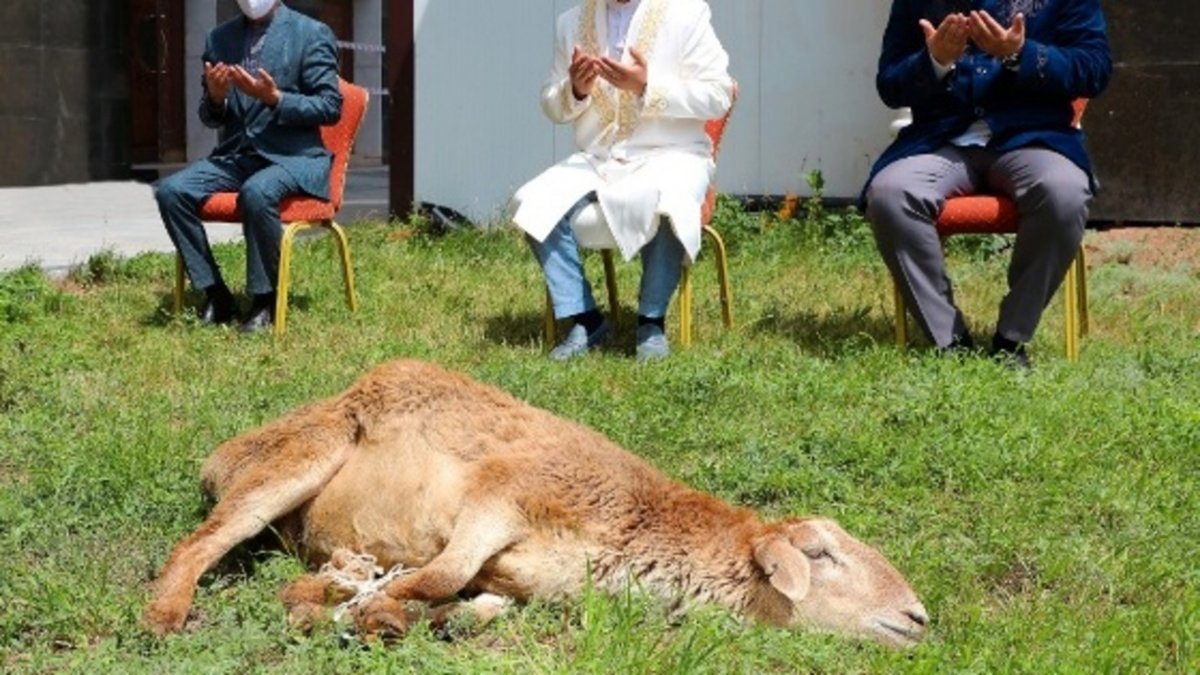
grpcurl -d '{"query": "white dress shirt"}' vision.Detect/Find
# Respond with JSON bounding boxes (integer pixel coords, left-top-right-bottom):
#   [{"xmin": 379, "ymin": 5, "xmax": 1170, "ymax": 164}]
[
  {"xmin": 606, "ymin": 0, "xmax": 641, "ymax": 58},
  {"xmin": 931, "ymin": 55, "xmax": 992, "ymax": 147}
]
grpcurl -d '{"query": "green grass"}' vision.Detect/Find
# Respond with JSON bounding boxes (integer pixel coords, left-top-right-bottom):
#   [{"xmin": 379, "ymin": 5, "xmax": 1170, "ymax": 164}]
[{"xmin": 0, "ymin": 204, "xmax": 1197, "ymax": 673}]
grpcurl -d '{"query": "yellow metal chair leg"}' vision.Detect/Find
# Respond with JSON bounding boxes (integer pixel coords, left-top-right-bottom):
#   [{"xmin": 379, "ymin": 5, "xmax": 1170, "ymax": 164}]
[
  {"xmin": 703, "ymin": 225, "xmax": 734, "ymax": 328},
  {"xmin": 543, "ymin": 289, "xmax": 557, "ymax": 345},
  {"xmin": 327, "ymin": 220, "xmax": 359, "ymax": 313},
  {"xmin": 271, "ymin": 220, "xmax": 359, "ymax": 337},
  {"xmin": 679, "ymin": 266, "xmax": 694, "ymax": 348},
  {"xmin": 601, "ymin": 249, "xmax": 620, "ymax": 329},
  {"xmin": 893, "ymin": 281, "xmax": 908, "ymax": 349},
  {"xmin": 274, "ymin": 222, "xmax": 303, "ymax": 337},
  {"xmin": 1076, "ymin": 246, "xmax": 1089, "ymax": 337},
  {"xmin": 1063, "ymin": 256, "xmax": 1079, "ymax": 362},
  {"xmin": 173, "ymin": 254, "xmax": 185, "ymax": 316}
]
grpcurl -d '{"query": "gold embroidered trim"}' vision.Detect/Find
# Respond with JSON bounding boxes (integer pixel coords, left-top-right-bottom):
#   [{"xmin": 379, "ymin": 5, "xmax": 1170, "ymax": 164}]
[
  {"xmin": 644, "ymin": 84, "xmax": 669, "ymax": 114},
  {"xmin": 576, "ymin": 0, "xmax": 669, "ymax": 143}
]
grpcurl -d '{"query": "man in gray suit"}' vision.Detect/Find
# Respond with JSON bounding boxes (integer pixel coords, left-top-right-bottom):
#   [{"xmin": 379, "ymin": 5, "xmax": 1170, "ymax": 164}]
[{"xmin": 156, "ymin": 0, "xmax": 343, "ymax": 333}]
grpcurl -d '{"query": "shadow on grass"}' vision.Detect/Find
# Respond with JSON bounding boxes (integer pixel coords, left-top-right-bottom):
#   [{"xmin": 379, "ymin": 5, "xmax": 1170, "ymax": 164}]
[
  {"xmin": 483, "ymin": 309, "xmax": 550, "ymax": 348},
  {"xmin": 483, "ymin": 307, "xmax": 650, "ymax": 356},
  {"xmin": 140, "ymin": 291, "xmax": 312, "ymax": 328},
  {"xmin": 192, "ymin": 530, "xmax": 297, "ymax": 597},
  {"xmin": 749, "ymin": 304, "xmax": 909, "ymax": 357}
]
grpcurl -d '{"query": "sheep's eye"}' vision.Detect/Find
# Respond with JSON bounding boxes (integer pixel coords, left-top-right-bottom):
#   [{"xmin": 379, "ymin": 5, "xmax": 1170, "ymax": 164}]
[{"xmin": 802, "ymin": 547, "xmax": 833, "ymax": 561}]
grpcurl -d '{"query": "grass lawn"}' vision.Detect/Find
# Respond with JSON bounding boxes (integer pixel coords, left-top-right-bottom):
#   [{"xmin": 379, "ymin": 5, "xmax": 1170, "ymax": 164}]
[{"xmin": 0, "ymin": 203, "xmax": 1197, "ymax": 673}]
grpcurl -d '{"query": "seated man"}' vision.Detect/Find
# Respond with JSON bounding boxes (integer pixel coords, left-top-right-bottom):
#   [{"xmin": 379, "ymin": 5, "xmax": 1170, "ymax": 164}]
[
  {"xmin": 156, "ymin": 0, "xmax": 342, "ymax": 333},
  {"xmin": 864, "ymin": 0, "xmax": 1111, "ymax": 367},
  {"xmin": 511, "ymin": 0, "xmax": 733, "ymax": 362}
]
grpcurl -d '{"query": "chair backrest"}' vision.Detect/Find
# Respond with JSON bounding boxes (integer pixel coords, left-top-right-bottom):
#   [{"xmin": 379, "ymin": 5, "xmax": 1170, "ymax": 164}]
[
  {"xmin": 702, "ymin": 81, "xmax": 738, "ymax": 224},
  {"xmin": 1071, "ymin": 99, "xmax": 1088, "ymax": 129},
  {"xmin": 322, "ymin": 79, "xmax": 370, "ymax": 211}
]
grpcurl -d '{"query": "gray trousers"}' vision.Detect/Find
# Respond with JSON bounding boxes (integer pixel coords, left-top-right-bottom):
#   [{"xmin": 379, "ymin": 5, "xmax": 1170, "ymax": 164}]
[
  {"xmin": 527, "ymin": 193, "xmax": 685, "ymax": 321},
  {"xmin": 156, "ymin": 153, "xmax": 303, "ymax": 296},
  {"xmin": 866, "ymin": 146, "xmax": 1092, "ymax": 348}
]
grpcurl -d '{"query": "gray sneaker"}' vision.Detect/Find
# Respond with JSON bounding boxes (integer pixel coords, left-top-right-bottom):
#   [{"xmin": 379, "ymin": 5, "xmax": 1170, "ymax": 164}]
[
  {"xmin": 635, "ymin": 323, "xmax": 670, "ymax": 362},
  {"xmin": 549, "ymin": 319, "xmax": 611, "ymax": 361}
]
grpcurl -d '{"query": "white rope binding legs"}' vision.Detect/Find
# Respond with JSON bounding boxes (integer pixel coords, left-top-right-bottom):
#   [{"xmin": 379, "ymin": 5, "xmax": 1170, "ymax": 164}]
[{"xmin": 315, "ymin": 550, "xmax": 413, "ymax": 625}]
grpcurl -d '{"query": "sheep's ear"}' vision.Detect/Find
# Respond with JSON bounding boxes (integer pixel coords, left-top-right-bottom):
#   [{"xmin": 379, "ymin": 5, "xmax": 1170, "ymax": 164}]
[{"xmin": 753, "ymin": 537, "xmax": 811, "ymax": 603}]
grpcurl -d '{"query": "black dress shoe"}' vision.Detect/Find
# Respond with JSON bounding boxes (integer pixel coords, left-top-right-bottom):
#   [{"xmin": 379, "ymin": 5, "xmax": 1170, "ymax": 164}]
[
  {"xmin": 935, "ymin": 331, "xmax": 977, "ymax": 359},
  {"xmin": 199, "ymin": 296, "xmax": 238, "ymax": 326},
  {"xmin": 238, "ymin": 305, "xmax": 274, "ymax": 334},
  {"xmin": 990, "ymin": 335, "xmax": 1031, "ymax": 370}
]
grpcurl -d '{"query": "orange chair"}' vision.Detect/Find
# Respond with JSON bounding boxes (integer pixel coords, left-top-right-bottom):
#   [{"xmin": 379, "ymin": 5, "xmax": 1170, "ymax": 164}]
[
  {"xmin": 892, "ymin": 99, "xmax": 1090, "ymax": 360},
  {"xmin": 173, "ymin": 78, "xmax": 367, "ymax": 336},
  {"xmin": 543, "ymin": 83, "xmax": 738, "ymax": 348}
]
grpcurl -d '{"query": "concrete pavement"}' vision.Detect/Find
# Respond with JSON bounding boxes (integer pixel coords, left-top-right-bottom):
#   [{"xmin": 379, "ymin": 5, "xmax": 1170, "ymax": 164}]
[{"xmin": 0, "ymin": 166, "xmax": 388, "ymax": 277}]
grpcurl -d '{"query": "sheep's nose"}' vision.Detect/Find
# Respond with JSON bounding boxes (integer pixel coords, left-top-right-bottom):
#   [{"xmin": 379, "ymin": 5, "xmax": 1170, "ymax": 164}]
[{"xmin": 904, "ymin": 604, "xmax": 929, "ymax": 628}]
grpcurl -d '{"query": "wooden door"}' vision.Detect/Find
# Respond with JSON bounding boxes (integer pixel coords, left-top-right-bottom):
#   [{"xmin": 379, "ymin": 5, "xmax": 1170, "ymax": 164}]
[{"xmin": 129, "ymin": 0, "xmax": 186, "ymax": 164}]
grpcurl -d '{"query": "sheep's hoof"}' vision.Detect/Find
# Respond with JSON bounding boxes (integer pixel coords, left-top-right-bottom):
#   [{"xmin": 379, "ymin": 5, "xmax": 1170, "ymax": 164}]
[
  {"xmin": 142, "ymin": 599, "xmax": 189, "ymax": 636},
  {"xmin": 285, "ymin": 601, "xmax": 331, "ymax": 632},
  {"xmin": 353, "ymin": 594, "xmax": 411, "ymax": 639}
]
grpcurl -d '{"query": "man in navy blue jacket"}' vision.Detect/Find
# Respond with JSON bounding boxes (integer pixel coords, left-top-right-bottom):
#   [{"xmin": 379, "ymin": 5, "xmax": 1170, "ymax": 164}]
[
  {"xmin": 156, "ymin": 1, "xmax": 343, "ymax": 334},
  {"xmin": 864, "ymin": 0, "xmax": 1111, "ymax": 366}
]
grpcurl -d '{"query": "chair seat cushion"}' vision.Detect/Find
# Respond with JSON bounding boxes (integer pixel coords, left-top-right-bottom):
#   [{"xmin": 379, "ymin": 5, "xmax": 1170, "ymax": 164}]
[
  {"xmin": 936, "ymin": 195, "xmax": 1019, "ymax": 236},
  {"xmin": 569, "ymin": 203, "xmax": 620, "ymax": 250},
  {"xmin": 199, "ymin": 192, "xmax": 335, "ymax": 223}
]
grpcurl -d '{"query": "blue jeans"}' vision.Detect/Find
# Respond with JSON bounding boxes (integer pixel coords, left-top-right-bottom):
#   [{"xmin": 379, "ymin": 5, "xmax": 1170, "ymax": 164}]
[
  {"xmin": 528, "ymin": 193, "xmax": 685, "ymax": 320},
  {"xmin": 155, "ymin": 153, "xmax": 304, "ymax": 295}
]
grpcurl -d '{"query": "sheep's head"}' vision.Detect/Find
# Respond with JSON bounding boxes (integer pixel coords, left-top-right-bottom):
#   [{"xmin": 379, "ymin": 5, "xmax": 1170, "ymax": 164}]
[{"xmin": 751, "ymin": 517, "xmax": 927, "ymax": 648}]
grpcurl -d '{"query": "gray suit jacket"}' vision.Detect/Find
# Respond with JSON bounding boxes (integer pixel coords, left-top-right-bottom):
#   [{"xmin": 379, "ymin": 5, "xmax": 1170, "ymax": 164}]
[{"xmin": 200, "ymin": 6, "xmax": 343, "ymax": 200}]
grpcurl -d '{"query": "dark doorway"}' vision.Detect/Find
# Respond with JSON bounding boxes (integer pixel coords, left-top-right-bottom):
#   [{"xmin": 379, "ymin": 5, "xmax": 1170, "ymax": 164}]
[{"xmin": 129, "ymin": 0, "xmax": 186, "ymax": 165}]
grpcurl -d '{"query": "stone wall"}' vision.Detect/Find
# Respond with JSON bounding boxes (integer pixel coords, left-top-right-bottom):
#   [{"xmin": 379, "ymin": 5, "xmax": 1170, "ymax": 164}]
[
  {"xmin": 0, "ymin": 1, "xmax": 129, "ymax": 186},
  {"xmin": 1089, "ymin": 0, "xmax": 1199, "ymax": 224}
]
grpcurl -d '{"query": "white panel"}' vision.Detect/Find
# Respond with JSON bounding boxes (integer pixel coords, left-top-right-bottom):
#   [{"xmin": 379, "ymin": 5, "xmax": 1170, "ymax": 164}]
[
  {"xmin": 755, "ymin": 0, "xmax": 893, "ymax": 198},
  {"xmin": 414, "ymin": 0, "xmax": 560, "ymax": 222}
]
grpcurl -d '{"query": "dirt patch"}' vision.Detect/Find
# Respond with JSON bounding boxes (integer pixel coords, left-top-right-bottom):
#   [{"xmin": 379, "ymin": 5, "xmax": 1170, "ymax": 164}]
[
  {"xmin": 49, "ymin": 277, "xmax": 92, "ymax": 296},
  {"xmin": 1086, "ymin": 227, "xmax": 1200, "ymax": 273}
]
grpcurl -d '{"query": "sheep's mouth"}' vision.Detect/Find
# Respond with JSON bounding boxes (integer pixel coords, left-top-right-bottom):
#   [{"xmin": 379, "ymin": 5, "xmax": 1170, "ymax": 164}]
[{"xmin": 873, "ymin": 619, "xmax": 925, "ymax": 646}]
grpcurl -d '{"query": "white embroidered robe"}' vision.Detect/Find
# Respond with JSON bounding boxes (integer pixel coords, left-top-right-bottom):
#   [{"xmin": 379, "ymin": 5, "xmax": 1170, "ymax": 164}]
[{"xmin": 510, "ymin": 0, "xmax": 733, "ymax": 262}]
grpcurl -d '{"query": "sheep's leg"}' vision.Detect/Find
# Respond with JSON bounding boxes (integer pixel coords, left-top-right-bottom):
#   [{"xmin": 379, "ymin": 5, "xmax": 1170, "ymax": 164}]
[
  {"xmin": 354, "ymin": 501, "xmax": 522, "ymax": 635},
  {"xmin": 424, "ymin": 593, "xmax": 513, "ymax": 633},
  {"xmin": 143, "ymin": 446, "xmax": 351, "ymax": 635}
]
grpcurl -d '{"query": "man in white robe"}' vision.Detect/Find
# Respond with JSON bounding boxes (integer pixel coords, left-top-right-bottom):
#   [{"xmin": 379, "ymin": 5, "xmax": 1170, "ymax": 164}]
[{"xmin": 511, "ymin": 0, "xmax": 733, "ymax": 361}]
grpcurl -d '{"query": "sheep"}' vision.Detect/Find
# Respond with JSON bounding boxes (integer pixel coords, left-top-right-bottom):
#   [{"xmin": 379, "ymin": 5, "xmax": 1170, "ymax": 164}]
[{"xmin": 144, "ymin": 359, "xmax": 928, "ymax": 647}]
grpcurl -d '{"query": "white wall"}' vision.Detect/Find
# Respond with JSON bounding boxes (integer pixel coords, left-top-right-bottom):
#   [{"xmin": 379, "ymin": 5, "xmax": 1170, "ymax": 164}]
[
  {"xmin": 413, "ymin": 0, "xmax": 569, "ymax": 222},
  {"xmin": 413, "ymin": 0, "xmax": 896, "ymax": 222},
  {"xmin": 709, "ymin": 1, "xmax": 895, "ymax": 199}
]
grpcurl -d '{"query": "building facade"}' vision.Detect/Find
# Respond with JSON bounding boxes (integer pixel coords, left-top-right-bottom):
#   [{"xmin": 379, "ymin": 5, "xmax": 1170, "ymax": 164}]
[
  {"xmin": 0, "ymin": 0, "xmax": 384, "ymax": 188},
  {"xmin": 1, "ymin": 1, "xmax": 1194, "ymax": 224}
]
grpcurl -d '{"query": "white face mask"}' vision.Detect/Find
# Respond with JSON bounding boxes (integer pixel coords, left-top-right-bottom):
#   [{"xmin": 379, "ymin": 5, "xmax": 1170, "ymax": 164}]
[{"xmin": 237, "ymin": 0, "xmax": 277, "ymax": 20}]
